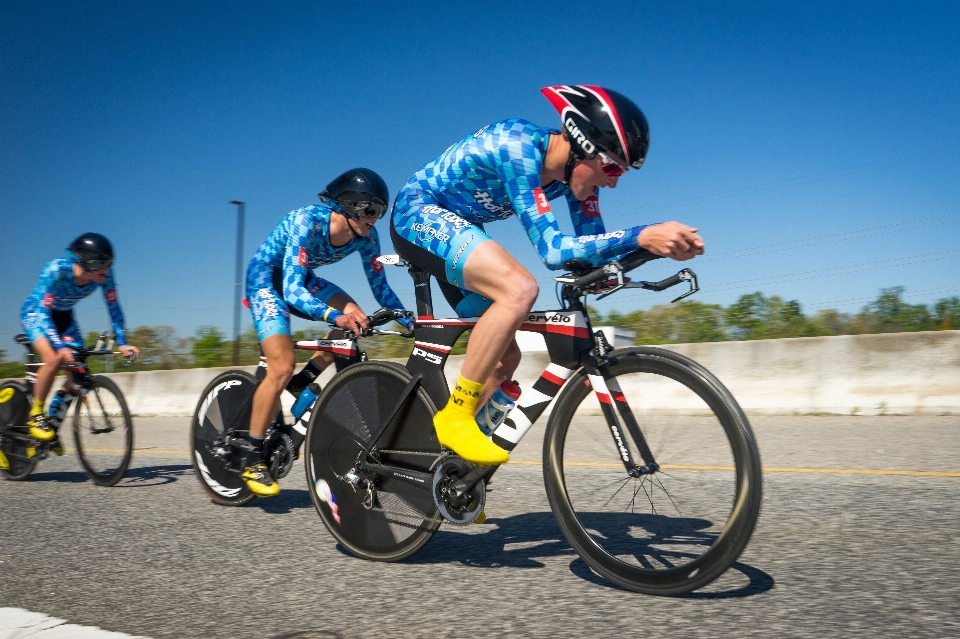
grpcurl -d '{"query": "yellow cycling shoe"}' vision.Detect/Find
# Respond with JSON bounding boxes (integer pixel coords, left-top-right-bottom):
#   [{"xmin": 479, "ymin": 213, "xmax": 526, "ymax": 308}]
[
  {"xmin": 433, "ymin": 410, "xmax": 509, "ymax": 466},
  {"xmin": 51, "ymin": 437, "xmax": 64, "ymax": 456},
  {"xmin": 241, "ymin": 463, "xmax": 280, "ymax": 497},
  {"xmin": 27, "ymin": 415, "xmax": 56, "ymax": 442},
  {"xmin": 0, "ymin": 449, "xmax": 9, "ymax": 471}
]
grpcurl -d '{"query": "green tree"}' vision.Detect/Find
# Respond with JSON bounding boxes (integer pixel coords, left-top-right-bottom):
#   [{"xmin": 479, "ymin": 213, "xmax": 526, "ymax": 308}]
[
  {"xmin": 934, "ymin": 296, "xmax": 960, "ymax": 330},
  {"xmin": 725, "ymin": 292, "xmax": 824, "ymax": 340},
  {"xmin": 192, "ymin": 326, "xmax": 228, "ymax": 368},
  {"xmin": 856, "ymin": 287, "xmax": 935, "ymax": 333}
]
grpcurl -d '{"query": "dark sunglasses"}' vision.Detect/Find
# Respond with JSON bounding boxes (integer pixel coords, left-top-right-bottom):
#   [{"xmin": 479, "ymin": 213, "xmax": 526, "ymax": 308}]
[
  {"xmin": 80, "ymin": 258, "xmax": 113, "ymax": 271},
  {"xmin": 339, "ymin": 199, "xmax": 387, "ymax": 220}
]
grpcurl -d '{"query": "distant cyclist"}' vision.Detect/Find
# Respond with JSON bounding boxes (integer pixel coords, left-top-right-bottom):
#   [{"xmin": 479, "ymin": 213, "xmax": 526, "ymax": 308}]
[
  {"xmin": 391, "ymin": 85, "xmax": 704, "ymax": 465},
  {"xmin": 242, "ymin": 168, "xmax": 413, "ymax": 497},
  {"xmin": 18, "ymin": 233, "xmax": 140, "ymax": 451}
]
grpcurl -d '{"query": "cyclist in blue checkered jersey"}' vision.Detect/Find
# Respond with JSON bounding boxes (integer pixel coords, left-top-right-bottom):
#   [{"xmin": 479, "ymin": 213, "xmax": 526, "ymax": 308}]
[
  {"xmin": 392, "ymin": 85, "xmax": 704, "ymax": 465},
  {"xmin": 242, "ymin": 168, "xmax": 413, "ymax": 496},
  {"xmin": 15, "ymin": 233, "xmax": 140, "ymax": 453}
]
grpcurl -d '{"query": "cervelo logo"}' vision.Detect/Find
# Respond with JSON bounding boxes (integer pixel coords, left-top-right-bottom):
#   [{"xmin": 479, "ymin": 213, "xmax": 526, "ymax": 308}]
[
  {"xmin": 579, "ymin": 195, "xmax": 600, "ymax": 218},
  {"xmin": 411, "ymin": 222, "xmax": 451, "ymax": 243},
  {"xmin": 608, "ymin": 422, "xmax": 631, "ymax": 462},
  {"xmin": 104, "ymin": 289, "xmax": 118, "ymax": 303},
  {"xmin": 473, "ymin": 190, "xmax": 513, "ymax": 218},
  {"xmin": 578, "ymin": 230, "xmax": 625, "ymax": 244},
  {"xmin": 532, "ymin": 189, "xmax": 551, "ymax": 215},
  {"xmin": 565, "ymin": 117, "xmax": 596, "ymax": 155},
  {"xmin": 370, "ymin": 255, "xmax": 384, "ymax": 273},
  {"xmin": 41, "ymin": 294, "xmax": 55, "ymax": 308},
  {"xmin": 412, "ymin": 347, "xmax": 442, "ymax": 365},
  {"xmin": 298, "ymin": 247, "xmax": 308, "ymax": 267},
  {"xmin": 198, "ymin": 379, "xmax": 242, "ymax": 425},
  {"xmin": 526, "ymin": 312, "xmax": 573, "ymax": 324}
]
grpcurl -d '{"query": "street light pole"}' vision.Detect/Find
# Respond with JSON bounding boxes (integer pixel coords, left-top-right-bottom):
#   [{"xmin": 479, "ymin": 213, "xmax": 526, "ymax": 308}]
[{"xmin": 229, "ymin": 200, "xmax": 245, "ymax": 366}]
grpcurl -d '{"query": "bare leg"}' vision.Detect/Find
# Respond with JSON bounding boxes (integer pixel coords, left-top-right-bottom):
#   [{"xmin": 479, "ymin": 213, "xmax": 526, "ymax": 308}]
[{"xmin": 248, "ymin": 334, "xmax": 295, "ymax": 437}]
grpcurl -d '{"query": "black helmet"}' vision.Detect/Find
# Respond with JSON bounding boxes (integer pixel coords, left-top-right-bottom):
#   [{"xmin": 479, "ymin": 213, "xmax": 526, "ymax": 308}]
[
  {"xmin": 319, "ymin": 167, "xmax": 390, "ymax": 221},
  {"xmin": 541, "ymin": 85, "xmax": 650, "ymax": 170},
  {"xmin": 68, "ymin": 232, "xmax": 114, "ymax": 271}
]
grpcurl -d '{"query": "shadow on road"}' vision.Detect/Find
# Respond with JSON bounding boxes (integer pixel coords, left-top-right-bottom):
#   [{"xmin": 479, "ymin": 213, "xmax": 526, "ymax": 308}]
[
  {"xmin": 252, "ymin": 488, "xmax": 314, "ymax": 514},
  {"xmin": 117, "ymin": 463, "xmax": 193, "ymax": 487},
  {"xmin": 399, "ymin": 511, "xmax": 773, "ymax": 598}
]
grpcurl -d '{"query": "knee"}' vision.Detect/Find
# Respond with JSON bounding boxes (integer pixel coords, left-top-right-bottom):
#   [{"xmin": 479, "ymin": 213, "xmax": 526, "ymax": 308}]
[
  {"xmin": 266, "ymin": 358, "xmax": 295, "ymax": 385},
  {"xmin": 499, "ymin": 272, "xmax": 538, "ymax": 313}
]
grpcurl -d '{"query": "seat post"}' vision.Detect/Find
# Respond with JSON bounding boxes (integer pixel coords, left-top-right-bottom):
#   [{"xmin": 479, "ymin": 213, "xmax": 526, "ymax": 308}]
[{"xmin": 407, "ymin": 267, "xmax": 433, "ymax": 319}]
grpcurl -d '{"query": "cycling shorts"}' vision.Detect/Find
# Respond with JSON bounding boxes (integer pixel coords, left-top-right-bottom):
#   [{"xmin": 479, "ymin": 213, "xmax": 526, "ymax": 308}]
[
  {"xmin": 21, "ymin": 309, "xmax": 85, "ymax": 349},
  {"xmin": 391, "ymin": 193, "xmax": 494, "ymax": 318},
  {"xmin": 246, "ymin": 265, "xmax": 344, "ymax": 340}
]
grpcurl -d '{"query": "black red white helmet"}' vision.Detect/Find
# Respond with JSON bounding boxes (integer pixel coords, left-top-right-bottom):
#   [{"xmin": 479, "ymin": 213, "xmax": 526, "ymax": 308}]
[
  {"xmin": 68, "ymin": 232, "xmax": 114, "ymax": 271},
  {"xmin": 319, "ymin": 167, "xmax": 390, "ymax": 221},
  {"xmin": 541, "ymin": 85, "xmax": 650, "ymax": 170}
]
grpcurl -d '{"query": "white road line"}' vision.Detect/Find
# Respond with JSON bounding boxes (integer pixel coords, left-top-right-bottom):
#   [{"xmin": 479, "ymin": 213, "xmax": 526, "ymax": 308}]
[{"xmin": 0, "ymin": 608, "xmax": 153, "ymax": 638}]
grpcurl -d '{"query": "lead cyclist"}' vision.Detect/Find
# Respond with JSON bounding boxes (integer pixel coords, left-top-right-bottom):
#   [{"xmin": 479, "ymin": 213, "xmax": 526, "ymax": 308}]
[{"xmin": 390, "ymin": 85, "xmax": 704, "ymax": 466}]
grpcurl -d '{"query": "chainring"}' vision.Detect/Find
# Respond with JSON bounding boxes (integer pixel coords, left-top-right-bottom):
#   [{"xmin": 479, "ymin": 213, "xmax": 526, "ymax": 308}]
[
  {"xmin": 268, "ymin": 433, "xmax": 296, "ymax": 480},
  {"xmin": 432, "ymin": 455, "xmax": 485, "ymax": 525}
]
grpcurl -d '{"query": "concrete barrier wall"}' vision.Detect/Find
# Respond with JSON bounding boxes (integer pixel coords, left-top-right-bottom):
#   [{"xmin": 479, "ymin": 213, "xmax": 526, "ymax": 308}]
[{"xmin": 6, "ymin": 330, "xmax": 958, "ymax": 416}]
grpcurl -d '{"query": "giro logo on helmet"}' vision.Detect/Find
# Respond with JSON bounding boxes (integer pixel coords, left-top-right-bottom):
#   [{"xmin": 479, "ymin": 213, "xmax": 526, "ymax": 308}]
[{"xmin": 564, "ymin": 118, "xmax": 596, "ymax": 156}]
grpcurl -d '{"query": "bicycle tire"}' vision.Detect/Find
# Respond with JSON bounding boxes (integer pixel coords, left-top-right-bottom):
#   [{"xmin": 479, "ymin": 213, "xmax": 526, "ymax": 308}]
[
  {"xmin": 543, "ymin": 347, "xmax": 762, "ymax": 595},
  {"xmin": 72, "ymin": 375, "xmax": 134, "ymax": 487},
  {"xmin": 0, "ymin": 381, "xmax": 38, "ymax": 481},
  {"xmin": 305, "ymin": 360, "xmax": 442, "ymax": 561},
  {"xmin": 190, "ymin": 370, "xmax": 259, "ymax": 506}
]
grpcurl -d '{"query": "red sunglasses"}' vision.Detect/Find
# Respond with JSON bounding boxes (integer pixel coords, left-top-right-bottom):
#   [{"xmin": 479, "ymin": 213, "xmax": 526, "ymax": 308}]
[{"xmin": 599, "ymin": 152, "xmax": 626, "ymax": 177}]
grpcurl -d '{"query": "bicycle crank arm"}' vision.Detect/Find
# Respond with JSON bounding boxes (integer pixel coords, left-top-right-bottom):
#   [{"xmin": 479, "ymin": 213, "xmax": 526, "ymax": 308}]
[
  {"xmin": 357, "ymin": 458, "xmax": 433, "ymax": 489},
  {"xmin": 449, "ymin": 464, "xmax": 490, "ymax": 498}
]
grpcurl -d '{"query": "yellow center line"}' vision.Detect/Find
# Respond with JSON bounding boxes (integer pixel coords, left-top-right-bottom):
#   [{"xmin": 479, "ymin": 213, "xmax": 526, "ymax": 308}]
[
  {"xmin": 507, "ymin": 459, "xmax": 960, "ymax": 477},
  {"xmin": 67, "ymin": 450, "xmax": 960, "ymax": 477}
]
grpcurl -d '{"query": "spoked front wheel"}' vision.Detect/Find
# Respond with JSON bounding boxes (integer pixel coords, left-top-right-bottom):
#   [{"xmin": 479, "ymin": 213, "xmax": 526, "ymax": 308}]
[
  {"xmin": 543, "ymin": 347, "xmax": 762, "ymax": 595},
  {"xmin": 72, "ymin": 376, "xmax": 134, "ymax": 486},
  {"xmin": 306, "ymin": 360, "xmax": 442, "ymax": 561},
  {"xmin": 0, "ymin": 381, "xmax": 38, "ymax": 481}
]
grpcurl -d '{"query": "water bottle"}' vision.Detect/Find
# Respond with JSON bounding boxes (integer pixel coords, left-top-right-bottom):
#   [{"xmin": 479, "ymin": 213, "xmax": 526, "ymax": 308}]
[
  {"xmin": 47, "ymin": 389, "xmax": 72, "ymax": 426},
  {"xmin": 476, "ymin": 380, "xmax": 521, "ymax": 435},
  {"xmin": 291, "ymin": 382, "xmax": 322, "ymax": 420}
]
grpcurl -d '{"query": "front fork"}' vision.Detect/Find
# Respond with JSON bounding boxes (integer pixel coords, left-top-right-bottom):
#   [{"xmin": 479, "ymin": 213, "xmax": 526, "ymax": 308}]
[{"xmin": 584, "ymin": 363, "xmax": 659, "ymax": 477}]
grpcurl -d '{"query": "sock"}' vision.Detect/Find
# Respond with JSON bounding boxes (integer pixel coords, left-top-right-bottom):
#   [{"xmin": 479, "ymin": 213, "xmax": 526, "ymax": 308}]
[
  {"xmin": 288, "ymin": 359, "xmax": 324, "ymax": 394},
  {"xmin": 30, "ymin": 398, "xmax": 44, "ymax": 416},
  {"xmin": 247, "ymin": 434, "xmax": 266, "ymax": 467},
  {"xmin": 445, "ymin": 375, "xmax": 483, "ymax": 417}
]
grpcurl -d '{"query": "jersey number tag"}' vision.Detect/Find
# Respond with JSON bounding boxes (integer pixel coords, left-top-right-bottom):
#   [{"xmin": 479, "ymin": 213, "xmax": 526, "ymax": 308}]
[
  {"xmin": 580, "ymin": 194, "xmax": 601, "ymax": 218},
  {"xmin": 370, "ymin": 256, "xmax": 384, "ymax": 273},
  {"xmin": 41, "ymin": 293, "xmax": 55, "ymax": 308},
  {"xmin": 533, "ymin": 188, "xmax": 552, "ymax": 215},
  {"xmin": 298, "ymin": 247, "xmax": 308, "ymax": 267},
  {"xmin": 105, "ymin": 289, "xmax": 118, "ymax": 303}
]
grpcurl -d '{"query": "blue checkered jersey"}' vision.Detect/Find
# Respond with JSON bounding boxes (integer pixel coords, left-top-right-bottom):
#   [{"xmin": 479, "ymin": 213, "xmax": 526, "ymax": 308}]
[
  {"xmin": 248, "ymin": 203, "xmax": 410, "ymax": 327},
  {"xmin": 20, "ymin": 258, "xmax": 127, "ymax": 348},
  {"xmin": 398, "ymin": 118, "xmax": 649, "ymax": 269}
]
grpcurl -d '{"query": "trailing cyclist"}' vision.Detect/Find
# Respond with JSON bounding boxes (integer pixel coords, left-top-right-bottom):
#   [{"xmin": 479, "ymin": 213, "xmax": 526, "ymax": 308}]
[
  {"xmin": 13, "ymin": 233, "xmax": 139, "ymax": 465},
  {"xmin": 243, "ymin": 167, "xmax": 413, "ymax": 497},
  {"xmin": 391, "ymin": 85, "xmax": 704, "ymax": 465}
]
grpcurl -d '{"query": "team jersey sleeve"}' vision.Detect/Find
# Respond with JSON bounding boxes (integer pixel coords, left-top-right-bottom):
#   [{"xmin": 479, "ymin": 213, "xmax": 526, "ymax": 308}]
[
  {"xmin": 101, "ymin": 269, "xmax": 127, "ymax": 346},
  {"xmin": 499, "ymin": 161, "xmax": 648, "ymax": 270},
  {"xmin": 495, "ymin": 133, "xmax": 645, "ymax": 270},
  {"xmin": 282, "ymin": 209, "xmax": 342, "ymax": 324},
  {"xmin": 358, "ymin": 231, "xmax": 414, "ymax": 331},
  {"xmin": 567, "ymin": 191, "xmax": 607, "ymax": 236}
]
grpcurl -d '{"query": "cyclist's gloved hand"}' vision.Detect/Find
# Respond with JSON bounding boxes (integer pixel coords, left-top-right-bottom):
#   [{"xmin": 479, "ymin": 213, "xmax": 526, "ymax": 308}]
[{"xmin": 120, "ymin": 344, "xmax": 139, "ymax": 359}]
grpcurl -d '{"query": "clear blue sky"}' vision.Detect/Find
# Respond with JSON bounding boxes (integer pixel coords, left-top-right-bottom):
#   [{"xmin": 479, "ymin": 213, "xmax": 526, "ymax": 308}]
[{"xmin": 2, "ymin": 1, "xmax": 958, "ymax": 351}]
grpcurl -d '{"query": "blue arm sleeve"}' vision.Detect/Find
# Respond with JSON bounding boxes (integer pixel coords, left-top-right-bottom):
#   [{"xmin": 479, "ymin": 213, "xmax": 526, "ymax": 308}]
[
  {"xmin": 497, "ymin": 160, "xmax": 647, "ymax": 270},
  {"xmin": 282, "ymin": 210, "xmax": 343, "ymax": 324},
  {"xmin": 101, "ymin": 269, "xmax": 127, "ymax": 346},
  {"xmin": 358, "ymin": 231, "xmax": 414, "ymax": 330}
]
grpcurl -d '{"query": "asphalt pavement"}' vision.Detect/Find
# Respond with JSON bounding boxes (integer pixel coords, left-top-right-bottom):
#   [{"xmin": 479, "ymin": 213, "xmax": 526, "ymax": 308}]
[{"xmin": 2, "ymin": 415, "xmax": 959, "ymax": 638}]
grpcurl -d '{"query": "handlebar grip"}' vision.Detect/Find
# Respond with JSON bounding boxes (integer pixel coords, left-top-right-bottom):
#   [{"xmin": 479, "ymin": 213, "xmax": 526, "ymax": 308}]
[
  {"xmin": 654, "ymin": 273, "xmax": 683, "ymax": 289},
  {"xmin": 619, "ymin": 248, "xmax": 662, "ymax": 271},
  {"xmin": 571, "ymin": 268, "xmax": 613, "ymax": 288}
]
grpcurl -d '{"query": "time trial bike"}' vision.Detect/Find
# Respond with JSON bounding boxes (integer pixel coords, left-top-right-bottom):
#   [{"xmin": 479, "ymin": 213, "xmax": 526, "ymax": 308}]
[
  {"xmin": 303, "ymin": 249, "xmax": 763, "ymax": 596},
  {"xmin": 0, "ymin": 332, "xmax": 135, "ymax": 486},
  {"xmin": 189, "ymin": 310, "xmax": 413, "ymax": 506}
]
